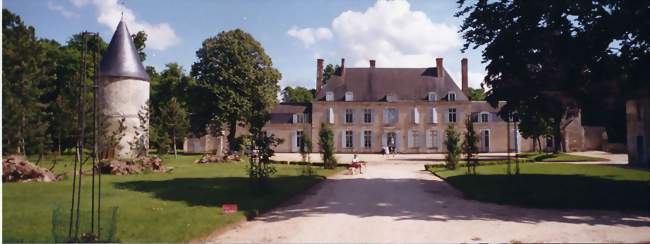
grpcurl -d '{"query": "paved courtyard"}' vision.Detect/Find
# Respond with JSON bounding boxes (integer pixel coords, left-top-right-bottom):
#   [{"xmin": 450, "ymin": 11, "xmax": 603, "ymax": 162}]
[{"xmin": 211, "ymin": 153, "xmax": 649, "ymax": 243}]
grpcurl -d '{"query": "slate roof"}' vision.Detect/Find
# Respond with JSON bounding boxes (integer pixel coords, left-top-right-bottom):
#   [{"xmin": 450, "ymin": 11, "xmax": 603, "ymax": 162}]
[
  {"xmin": 315, "ymin": 67, "xmax": 468, "ymax": 102},
  {"xmin": 268, "ymin": 103, "xmax": 310, "ymax": 124},
  {"xmin": 99, "ymin": 20, "xmax": 150, "ymax": 81}
]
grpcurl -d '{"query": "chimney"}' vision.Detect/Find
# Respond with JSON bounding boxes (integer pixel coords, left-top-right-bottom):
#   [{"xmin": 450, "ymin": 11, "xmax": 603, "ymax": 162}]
[
  {"xmin": 369, "ymin": 59, "xmax": 376, "ymax": 68},
  {"xmin": 316, "ymin": 58, "xmax": 324, "ymax": 93},
  {"xmin": 461, "ymin": 58, "xmax": 469, "ymax": 96},
  {"xmin": 436, "ymin": 58, "xmax": 444, "ymax": 78},
  {"xmin": 340, "ymin": 58, "xmax": 346, "ymax": 76}
]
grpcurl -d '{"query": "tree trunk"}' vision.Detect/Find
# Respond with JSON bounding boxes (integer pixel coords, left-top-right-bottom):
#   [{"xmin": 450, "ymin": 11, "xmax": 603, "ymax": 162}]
[
  {"xmin": 552, "ymin": 117, "xmax": 562, "ymax": 154},
  {"xmin": 228, "ymin": 119, "xmax": 237, "ymax": 154},
  {"xmin": 172, "ymin": 128, "xmax": 177, "ymax": 159},
  {"xmin": 58, "ymin": 136, "xmax": 62, "ymax": 156}
]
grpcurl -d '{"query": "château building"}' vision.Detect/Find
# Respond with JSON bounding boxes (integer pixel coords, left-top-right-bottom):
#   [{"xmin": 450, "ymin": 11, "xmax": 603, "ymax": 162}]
[{"xmin": 185, "ymin": 57, "xmax": 601, "ymax": 154}]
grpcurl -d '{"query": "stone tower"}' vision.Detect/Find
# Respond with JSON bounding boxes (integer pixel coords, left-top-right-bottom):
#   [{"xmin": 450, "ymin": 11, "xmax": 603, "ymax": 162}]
[{"xmin": 98, "ymin": 19, "xmax": 150, "ymax": 159}]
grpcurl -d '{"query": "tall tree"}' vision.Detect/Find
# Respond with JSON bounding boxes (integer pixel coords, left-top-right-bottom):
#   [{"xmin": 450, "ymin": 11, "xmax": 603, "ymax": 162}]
[
  {"xmin": 131, "ymin": 31, "xmax": 147, "ymax": 61},
  {"xmin": 462, "ymin": 117, "xmax": 479, "ymax": 174},
  {"xmin": 444, "ymin": 124, "xmax": 461, "ymax": 170},
  {"xmin": 2, "ymin": 9, "xmax": 51, "ymax": 155},
  {"xmin": 467, "ymin": 87, "xmax": 486, "ymax": 101},
  {"xmin": 190, "ymin": 29, "xmax": 281, "ymax": 152},
  {"xmin": 159, "ymin": 97, "xmax": 189, "ymax": 159},
  {"xmin": 322, "ymin": 63, "xmax": 339, "ymax": 84},
  {"xmin": 282, "ymin": 86, "xmax": 315, "ymax": 103},
  {"xmin": 318, "ymin": 123, "xmax": 336, "ymax": 169},
  {"xmin": 457, "ymin": 0, "xmax": 650, "ymax": 152}
]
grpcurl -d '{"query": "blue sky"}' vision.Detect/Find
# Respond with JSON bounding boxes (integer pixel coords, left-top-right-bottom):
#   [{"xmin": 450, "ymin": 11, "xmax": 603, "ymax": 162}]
[{"xmin": 4, "ymin": 0, "xmax": 487, "ymax": 89}]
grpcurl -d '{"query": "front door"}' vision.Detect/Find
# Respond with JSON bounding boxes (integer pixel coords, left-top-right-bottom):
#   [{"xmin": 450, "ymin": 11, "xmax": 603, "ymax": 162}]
[{"xmin": 387, "ymin": 132, "xmax": 397, "ymax": 153}]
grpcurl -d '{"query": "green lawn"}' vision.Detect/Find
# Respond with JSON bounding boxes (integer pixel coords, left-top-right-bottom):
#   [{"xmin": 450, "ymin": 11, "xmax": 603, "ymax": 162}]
[
  {"xmin": 517, "ymin": 152, "xmax": 609, "ymax": 162},
  {"xmin": 429, "ymin": 163, "xmax": 650, "ymax": 211},
  {"xmin": 3, "ymin": 154, "xmax": 340, "ymax": 242}
]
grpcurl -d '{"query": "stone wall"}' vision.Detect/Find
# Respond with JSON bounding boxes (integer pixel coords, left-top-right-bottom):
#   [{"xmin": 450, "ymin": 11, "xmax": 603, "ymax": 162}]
[{"xmin": 99, "ymin": 77, "xmax": 149, "ymax": 159}]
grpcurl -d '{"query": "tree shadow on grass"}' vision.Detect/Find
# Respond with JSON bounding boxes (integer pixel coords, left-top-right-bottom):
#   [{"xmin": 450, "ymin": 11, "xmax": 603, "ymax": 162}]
[
  {"xmin": 114, "ymin": 175, "xmax": 326, "ymax": 218},
  {"xmin": 114, "ymin": 173, "xmax": 650, "ymax": 227},
  {"xmin": 443, "ymin": 174, "xmax": 650, "ymax": 211}
]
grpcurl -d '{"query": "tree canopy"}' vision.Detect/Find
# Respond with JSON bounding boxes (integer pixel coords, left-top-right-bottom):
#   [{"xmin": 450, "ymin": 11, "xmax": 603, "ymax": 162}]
[
  {"xmin": 190, "ymin": 29, "xmax": 281, "ymax": 151},
  {"xmin": 281, "ymin": 86, "xmax": 315, "ymax": 103},
  {"xmin": 456, "ymin": 0, "xmax": 649, "ymax": 151}
]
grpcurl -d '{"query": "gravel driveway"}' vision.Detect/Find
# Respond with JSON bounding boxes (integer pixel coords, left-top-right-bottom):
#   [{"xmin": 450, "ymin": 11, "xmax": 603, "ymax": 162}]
[{"xmin": 211, "ymin": 160, "xmax": 650, "ymax": 243}]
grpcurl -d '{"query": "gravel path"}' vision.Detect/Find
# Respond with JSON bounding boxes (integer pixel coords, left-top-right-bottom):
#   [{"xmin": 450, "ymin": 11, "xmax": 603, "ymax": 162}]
[{"xmin": 211, "ymin": 161, "xmax": 650, "ymax": 243}]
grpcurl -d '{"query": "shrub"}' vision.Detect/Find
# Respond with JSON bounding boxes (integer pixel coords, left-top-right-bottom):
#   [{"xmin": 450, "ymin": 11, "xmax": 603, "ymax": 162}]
[
  {"xmin": 444, "ymin": 124, "xmax": 461, "ymax": 170},
  {"xmin": 318, "ymin": 123, "xmax": 337, "ymax": 169}
]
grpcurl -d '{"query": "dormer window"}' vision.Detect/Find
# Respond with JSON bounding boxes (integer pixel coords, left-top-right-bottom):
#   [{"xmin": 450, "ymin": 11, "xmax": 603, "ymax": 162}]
[
  {"xmin": 386, "ymin": 93, "xmax": 397, "ymax": 102},
  {"xmin": 448, "ymin": 92, "xmax": 456, "ymax": 101},
  {"xmin": 345, "ymin": 91, "xmax": 353, "ymax": 101},
  {"xmin": 480, "ymin": 112, "xmax": 490, "ymax": 123},
  {"xmin": 326, "ymin": 91, "xmax": 334, "ymax": 101},
  {"xmin": 428, "ymin": 92, "xmax": 437, "ymax": 102}
]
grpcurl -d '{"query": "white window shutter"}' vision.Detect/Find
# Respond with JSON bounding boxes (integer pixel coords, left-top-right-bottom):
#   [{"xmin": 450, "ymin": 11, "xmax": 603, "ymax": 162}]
[
  {"xmin": 381, "ymin": 133, "xmax": 387, "ymax": 147},
  {"xmin": 328, "ymin": 108, "xmax": 334, "ymax": 124},
  {"xmin": 431, "ymin": 108, "xmax": 438, "ymax": 123},
  {"xmin": 426, "ymin": 130, "xmax": 432, "ymax": 148},
  {"xmin": 444, "ymin": 111, "xmax": 449, "ymax": 123},
  {"xmin": 341, "ymin": 131, "xmax": 346, "ymax": 148},
  {"xmin": 292, "ymin": 114, "xmax": 297, "ymax": 124},
  {"xmin": 291, "ymin": 132, "xmax": 298, "ymax": 152},
  {"xmin": 383, "ymin": 110, "xmax": 388, "ymax": 124},
  {"xmin": 413, "ymin": 108, "xmax": 420, "ymax": 124}
]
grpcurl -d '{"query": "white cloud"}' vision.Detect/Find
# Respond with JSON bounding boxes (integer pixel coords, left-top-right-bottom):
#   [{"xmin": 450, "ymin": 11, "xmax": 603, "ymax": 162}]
[
  {"xmin": 288, "ymin": 0, "xmax": 461, "ymax": 68},
  {"xmin": 287, "ymin": 27, "xmax": 333, "ymax": 48},
  {"xmin": 47, "ymin": 1, "xmax": 79, "ymax": 19},
  {"xmin": 70, "ymin": 0, "xmax": 180, "ymax": 50}
]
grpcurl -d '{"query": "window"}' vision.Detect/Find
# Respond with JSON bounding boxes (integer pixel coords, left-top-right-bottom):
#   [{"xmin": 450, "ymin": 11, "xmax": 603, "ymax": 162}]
[
  {"xmin": 387, "ymin": 93, "xmax": 397, "ymax": 102},
  {"xmin": 480, "ymin": 112, "xmax": 489, "ymax": 123},
  {"xmin": 448, "ymin": 108, "xmax": 457, "ymax": 123},
  {"xmin": 470, "ymin": 112, "xmax": 479, "ymax": 123},
  {"xmin": 293, "ymin": 113, "xmax": 305, "ymax": 123},
  {"xmin": 408, "ymin": 130, "xmax": 419, "ymax": 148},
  {"xmin": 345, "ymin": 130, "xmax": 353, "ymax": 148},
  {"xmin": 363, "ymin": 109, "xmax": 373, "ymax": 123},
  {"xmin": 345, "ymin": 109, "xmax": 354, "ymax": 123},
  {"xmin": 364, "ymin": 130, "xmax": 372, "ymax": 149},
  {"xmin": 448, "ymin": 92, "xmax": 456, "ymax": 101},
  {"xmin": 384, "ymin": 108, "xmax": 399, "ymax": 124},
  {"xmin": 428, "ymin": 92, "xmax": 437, "ymax": 102},
  {"xmin": 326, "ymin": 91, "xmax": 334, "ymax": 101},
  {"xmin": 432, "ymin": 130, "xmax": 439, "ymax": 149},
  {"xmin": 345, "ymin": 91, "xmax": 353, "ymax": 101},
  {"xmin": 296, "ymin": 131, "xmax": 304, "ymax": 149}
]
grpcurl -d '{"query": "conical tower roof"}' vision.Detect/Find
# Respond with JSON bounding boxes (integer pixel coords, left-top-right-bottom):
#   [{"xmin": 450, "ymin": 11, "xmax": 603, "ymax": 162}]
[{"xmin": 99, "ymin": 20, "xmax": 149, "ymax": 81}]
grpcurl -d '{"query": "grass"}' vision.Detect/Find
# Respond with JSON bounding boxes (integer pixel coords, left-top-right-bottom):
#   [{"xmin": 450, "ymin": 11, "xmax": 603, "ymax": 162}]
[
  {"xmin": 3, "ymin": 154, "xmax": 341, "ymax": 242},
  {"xmin": 517, "ymin": 152, "xmax": 609, "ymax": 162},
  {"xmin": 429, "ymin": 163, "xmax": 650, "ymax": 211}
]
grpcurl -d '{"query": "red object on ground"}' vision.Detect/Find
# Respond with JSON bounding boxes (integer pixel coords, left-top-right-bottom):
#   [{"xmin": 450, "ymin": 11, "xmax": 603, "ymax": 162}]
[{"xmin": 222, "ymin": 204, "xmax": 238, "ymax": 214}]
